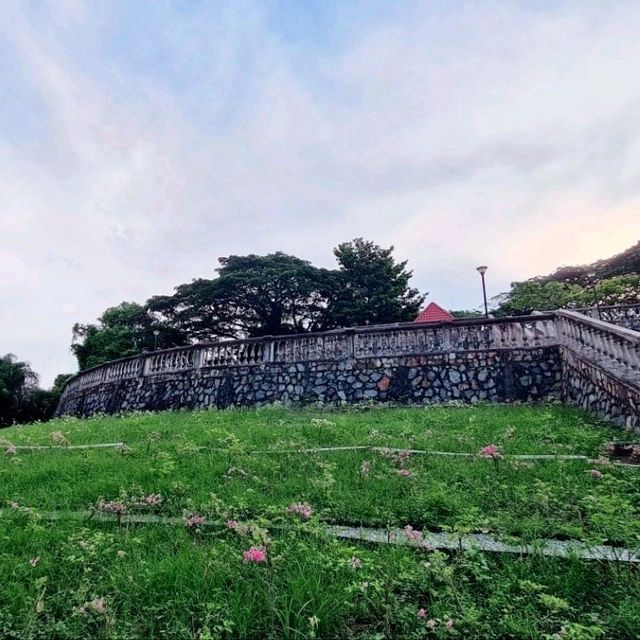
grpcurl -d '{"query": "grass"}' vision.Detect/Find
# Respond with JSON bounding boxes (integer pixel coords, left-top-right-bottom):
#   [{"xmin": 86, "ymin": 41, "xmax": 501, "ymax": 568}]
[{"xmin": 1, "ymin": 403, "xmax": 639, "ymax": 638}]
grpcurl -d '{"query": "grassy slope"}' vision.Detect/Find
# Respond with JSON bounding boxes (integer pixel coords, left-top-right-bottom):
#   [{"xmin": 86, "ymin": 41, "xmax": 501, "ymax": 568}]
[{"xmin": 0, "ymin": 404, "xmax": 639, "ymax": 639}]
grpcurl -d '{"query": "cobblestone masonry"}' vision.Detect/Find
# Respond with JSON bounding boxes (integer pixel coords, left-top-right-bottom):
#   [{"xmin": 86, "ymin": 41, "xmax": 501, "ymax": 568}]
[
  {"xmin": 561, "ymin": 347, "xmax": 639, "ymax": 430},
  {"xmin": 57, "ymin": 347, "xmax": 562, "ymax": 417}
]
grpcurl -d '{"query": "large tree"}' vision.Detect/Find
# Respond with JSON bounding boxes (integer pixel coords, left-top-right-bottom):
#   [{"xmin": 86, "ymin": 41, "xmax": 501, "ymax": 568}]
[
  {"xmin": 74, "ymin": 240, "xmax": 426, "ymax": 363},
  {"xmin": 148, "ymin": 253, "xmax": 334, "ymax": 341},
  {"xmin": 330, "ymin": 238, "xmax": 424, "ymax": 327}
]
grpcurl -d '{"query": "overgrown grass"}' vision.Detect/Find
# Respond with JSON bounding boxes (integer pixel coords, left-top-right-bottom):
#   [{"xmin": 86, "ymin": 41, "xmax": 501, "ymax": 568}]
[{"xmin": 1, "ymin": 404, "xmax": 639, "ymax": 638}]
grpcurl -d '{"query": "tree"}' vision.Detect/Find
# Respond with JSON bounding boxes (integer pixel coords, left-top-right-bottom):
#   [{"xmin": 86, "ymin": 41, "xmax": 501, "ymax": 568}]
[
  {"xmin": 577, "ymin": 274, "xmax": 640, "ymax": 306},
  {"xmin": 72, "ymin": 302, "xmax": 186, "ymax": 370},
  {"xmin": 74, "ymin": 240, "xmax": 426, "ymax": 364},
  {"xmin": 149, "ymin": 253, "xmax": 335, "ymax": 341},
  {"xmin": 538, "ymin": 240, "xmax": 640, "ymax": 285},
  {"xmin": 496, "ymin": 273, "xmax": 640, "ymax": 317},
  {"xmin": 450, "ymin": 309, "xmax": 484, "ymax": 319},
  {"xmin": 496, "ymin": 281, "xmax": 582, "ymax": 316},
  {"xmin": 330, "ymin": 238, "xmax": 424, "ymax": 327},
  {"xmin": 0, "ymin": 354, "xmax": 39, "ymax": 427}
]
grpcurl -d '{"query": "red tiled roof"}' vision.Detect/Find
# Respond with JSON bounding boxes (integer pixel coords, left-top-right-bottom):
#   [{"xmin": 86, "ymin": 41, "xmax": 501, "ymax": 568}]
[{"xmin": 414, "ymin": 302, "xmax": 455, "ymax": 323}]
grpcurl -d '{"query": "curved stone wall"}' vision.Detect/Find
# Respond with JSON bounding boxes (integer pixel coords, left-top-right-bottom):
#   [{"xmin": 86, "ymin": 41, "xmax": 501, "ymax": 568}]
[
  {"xmin": 57, "ymin": 347, "xmax": 562, "ymax": 417},
  {"xmin": 56, "ymin": 310, "xmax": 640, "ymax": 428}
]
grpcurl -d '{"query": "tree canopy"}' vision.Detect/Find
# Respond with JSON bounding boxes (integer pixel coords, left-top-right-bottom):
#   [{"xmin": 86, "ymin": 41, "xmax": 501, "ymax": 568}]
[
  {"xmin": 73, "ymin": 239, "xmax": 425, "ymax": 369},
  {"xmin": 148, "ymin": 253, "xmax": 334, "ymax": 341},
  {"xmin": 0, "ymin": 354, "xmax": 66, "ymax": 427},
  {"xmin": 72, "ymin": 302, "xmax": 187, "ymax": 370},
  {"xmin": 331, "ymin": 238, "xmax": 425, "ymax": 327},
  {"xmin": 0, "ymin": 354, "xmax": 37, "ymax": 426},
  {"xmin": 496, "ymin": 274, "xmax": 640, "ymax": 316}
]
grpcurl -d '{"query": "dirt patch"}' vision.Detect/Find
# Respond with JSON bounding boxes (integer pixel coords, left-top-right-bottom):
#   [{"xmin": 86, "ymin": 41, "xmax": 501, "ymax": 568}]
[{"xmin": 605, "ymin": 442, "xmax": 640, "ymax": 465}]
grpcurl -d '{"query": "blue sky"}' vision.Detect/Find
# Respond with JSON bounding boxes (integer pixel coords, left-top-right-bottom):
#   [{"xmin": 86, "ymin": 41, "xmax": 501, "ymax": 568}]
[{"xmin": 1, "ymin": 0, "xmax": 639, "ymax": 385}]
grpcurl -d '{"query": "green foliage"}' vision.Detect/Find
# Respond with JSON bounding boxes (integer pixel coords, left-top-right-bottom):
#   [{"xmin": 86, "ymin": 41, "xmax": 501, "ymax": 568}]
[
  {"xmin": 496, "ymin": 281, "xmax": 583, "ymax": 315},
  {"xmin": 71, "ymin": 302, "xmax": 186, "ymax": 370},
  {"xmin": 576, "ymin": 274, "xmax": 640, "ymax": 306},
  {"xmin": 450, "ymin": 309, "xmax": 484, "ymax": 319},
  {"xmin": 149, "ymin": 253, "xmax": 334, "ymax": 340},
  {"xmin": 0, "ymin": 354, "xmax": 38, "ymax": 426},
  {"xmin": 497, "ymin": 275, "xmax": 640, "ymax": 316},
  {"xmin": 498, "ymin": 241, "xmax": 640, "ymax": 315},
  {"xmin": 0, "ymin": 355, "xmax": 65, "ymax": 427},
  {"xmin": 77, "ymin": 240, "xmax": 425, "ymax": 364},
  {"xmin": 331, "ymin": 238, "xmax": 425, "ymax": 327}
]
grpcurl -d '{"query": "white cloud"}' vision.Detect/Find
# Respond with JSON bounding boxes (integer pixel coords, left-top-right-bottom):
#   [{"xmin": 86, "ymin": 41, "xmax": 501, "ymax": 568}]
[{"xmin": 0, "ymin": 0, "xmax": 639, "ymax": 385}]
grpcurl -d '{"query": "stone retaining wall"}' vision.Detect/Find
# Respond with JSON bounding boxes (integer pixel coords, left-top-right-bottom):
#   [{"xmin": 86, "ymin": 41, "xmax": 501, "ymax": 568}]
[
  {"xmin": 57, "ymin": 347, "xmax": 562, "ymax": 417},
  {"xmin": 561, "ymin": 347, "xmax": 640, "ymax": 430}
]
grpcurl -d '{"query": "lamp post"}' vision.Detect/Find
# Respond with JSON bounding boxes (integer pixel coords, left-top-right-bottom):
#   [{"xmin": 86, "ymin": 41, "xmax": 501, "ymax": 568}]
[
  {"xmin": 587, "ymin": 272, "xmax": 601, "ymax": 320},
  {"xmin": 476, "ymin": 265, "xmax": 489, "ymax": 318},
  {"xmin": 153, "ymin": 329, "xmax": 160, "ymax": 350}
]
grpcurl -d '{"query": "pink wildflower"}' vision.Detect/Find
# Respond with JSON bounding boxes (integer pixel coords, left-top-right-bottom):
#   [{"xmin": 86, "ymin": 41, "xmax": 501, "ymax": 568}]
[
  {"xmin": 29, "ymin": 557, "xmax": 40, "ymax": 567},
  {"xmin": 226, "ymin": 519, "xmax": 239, "ymax": 529},
  {"xmin": 396, "ymin": 468, "xmax": 414, "ymax": 478},
  {"xmin": 143, "ymin": 494, "xmax": 162, "ymax": 506},
  {"xmin": 97, "ymin": 500, "xmax": 127, "ymax": 516},
  {"xmin": 50, "ymin": 431, "xmax": 68, "ymax": 445},
  {"xmin": 446, "ymin": 619, "xmax": 454, "ymax": 630},
  {"xmin": 79, "ymin": 597, "xmax": 106, "ymax": 616},
  {"xmin": 184, "ymin": 514, "xmax": 206, "ymax": 528},
  {"xmin": 243, "ymin": 546, "xmax": 267, "ymax": 563},
  {"xmin": 5, "ymin": 445, "xmax": 17, "ymax": 456},
  {"xmin": 589, "ymin": 469, "xmax": 603, "ymax": 479},
  {"xmin": 349, "ymin": 556, "xmax": 362, "ymax": 569},
  {"xmin": 417, "ymin": 608, "xmax": 427, "ymax": 618},
  {"xmin": 361, "ymin": 460, "xmax": 371, "ymax": 476},
  {"xmin": 404, "ymin": 525, "xmax": 422, "ymax": 542},
  {"xmin": 479, "ymin": 444, "xmax": 501, "ymax": 459},
  {"xmin": 286, "ymin": 502, "xmax": 312, "ymax": 519},
  {"xmin": 427, "ymin": 619, "xmax": 437, "ymax": 629}
]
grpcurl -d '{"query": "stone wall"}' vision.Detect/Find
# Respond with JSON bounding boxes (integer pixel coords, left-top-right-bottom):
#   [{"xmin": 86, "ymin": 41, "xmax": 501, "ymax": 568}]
[
  {"xmin": 57, "ymin": 347, "xmax": 562, "ymax": 418},
  {"xmin": 561, "ymin": 347, "xmax": 640, "ymax": 431}
]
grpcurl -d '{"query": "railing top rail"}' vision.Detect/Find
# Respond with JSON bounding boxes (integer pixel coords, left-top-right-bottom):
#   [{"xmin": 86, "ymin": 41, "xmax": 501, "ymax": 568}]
[
  {"xmin": 557, "ymin": 309, "xmax": 640, "ymax": 344},
  {"xmin": 60, "ymin": 313, "xmax": 558, "ymax": 395},
  {"xmin": 575, "ymin": 303, "xmax": 640, "ymax": 312},
  {"xmin": 344, "ymin": 313, "xmax": 556, "ymax": 334}
]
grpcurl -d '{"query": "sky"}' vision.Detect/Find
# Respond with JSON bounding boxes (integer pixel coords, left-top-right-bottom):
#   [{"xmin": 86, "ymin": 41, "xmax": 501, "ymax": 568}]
[{"xmin": 1, "ymin": 0, "xmax": 639, "ymax": 387}]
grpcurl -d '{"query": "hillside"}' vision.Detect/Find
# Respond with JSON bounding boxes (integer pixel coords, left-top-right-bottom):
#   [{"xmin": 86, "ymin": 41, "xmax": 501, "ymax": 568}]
[
  {"xmin": 535, "ymin": 240, "xmax": 640, "ymax": 285},
  {"xmin": 1, "ymin": 405, "xmax": 640, "ymax": 638}
]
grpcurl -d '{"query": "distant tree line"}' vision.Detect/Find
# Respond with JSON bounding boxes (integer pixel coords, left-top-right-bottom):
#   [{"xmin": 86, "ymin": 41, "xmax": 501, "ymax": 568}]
[
  {"xmin": 0, "ymin": 354, "xmax": 70, "ymax": 428},
  {"xmin": 71, "ymin": 239, "xmax": 425, "ymax": 371},
  {"xmin": 495, "ymin": 273, "xmax": 640, "ymax": 316}
]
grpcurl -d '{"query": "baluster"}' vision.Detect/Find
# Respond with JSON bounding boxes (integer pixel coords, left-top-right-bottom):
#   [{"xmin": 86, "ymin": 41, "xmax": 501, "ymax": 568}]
[{"xmin": 520, "ymin": 322, "xmax": 529, "ymax": 348}]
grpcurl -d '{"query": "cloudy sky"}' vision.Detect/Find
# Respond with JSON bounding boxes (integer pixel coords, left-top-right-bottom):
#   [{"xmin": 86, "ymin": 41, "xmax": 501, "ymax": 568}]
[{"xmin": 1, "ymin": 0, "xmax": 639, "ymax": 386}]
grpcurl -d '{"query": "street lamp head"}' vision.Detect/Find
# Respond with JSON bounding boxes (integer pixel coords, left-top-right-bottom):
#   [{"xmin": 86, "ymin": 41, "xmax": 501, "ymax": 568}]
[
  {"xmin": 153, "ymin": 329, "xmax": 160, "ymax": 337},
  {"xmin": 476, "ymin": 265, "xmax": 488, "ymax": 276}
]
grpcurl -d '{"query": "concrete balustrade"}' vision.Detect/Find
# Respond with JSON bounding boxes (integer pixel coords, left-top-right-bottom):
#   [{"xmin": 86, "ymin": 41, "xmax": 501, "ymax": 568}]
[{"xmin": 56, "ymin": 311, "xmax": 639, "ymax": 429}]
